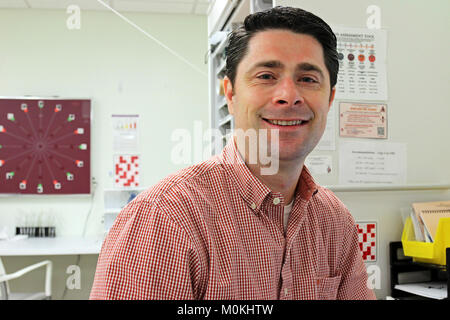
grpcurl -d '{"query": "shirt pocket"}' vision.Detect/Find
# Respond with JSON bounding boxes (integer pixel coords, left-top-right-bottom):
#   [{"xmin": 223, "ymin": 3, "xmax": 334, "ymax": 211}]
[{"xmin": 315, "ymin": 275, "xmax": 342, "ymax": 300}]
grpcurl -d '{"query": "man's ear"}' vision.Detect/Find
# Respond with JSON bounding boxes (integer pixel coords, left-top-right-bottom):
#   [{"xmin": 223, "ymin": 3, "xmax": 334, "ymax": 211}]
[
  {"xmin": 328, "ymin": 86, "xmax": 336, "ymax": 111},
  {"xmin": 223, "ymin": 76, "xmax": 234, "ymax": 115}
]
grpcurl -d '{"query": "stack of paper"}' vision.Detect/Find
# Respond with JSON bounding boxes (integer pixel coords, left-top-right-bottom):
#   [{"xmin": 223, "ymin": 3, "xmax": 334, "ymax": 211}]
[
  {"xmin": 412, "ymin": 201, "xmax": 450, "ymax": 242},
  {"xmin": 395, "ymin": 282, "xmax": 447, "ymax": 299}
]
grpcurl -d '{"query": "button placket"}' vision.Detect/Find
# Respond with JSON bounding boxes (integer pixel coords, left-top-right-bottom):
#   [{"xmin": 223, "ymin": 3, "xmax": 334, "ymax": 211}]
[{"xmin": 280, "ymin": 248, "xmax": 292, "ymax": 299}]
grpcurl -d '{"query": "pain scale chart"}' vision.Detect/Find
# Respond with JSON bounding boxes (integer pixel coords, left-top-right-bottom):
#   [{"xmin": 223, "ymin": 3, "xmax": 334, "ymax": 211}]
[{"xmin": 0, "ymin": 97, "xmax": 91, "ymax": 194}]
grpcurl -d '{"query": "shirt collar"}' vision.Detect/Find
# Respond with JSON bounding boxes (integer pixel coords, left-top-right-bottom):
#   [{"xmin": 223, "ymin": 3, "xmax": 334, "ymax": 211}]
[
  {"xmin": 219, "ymin": 137, "xmax": 319, "ymax": 212},
  {"xmin": 220, "ymin": 138, "xmax": 271, "ymax": 211}
]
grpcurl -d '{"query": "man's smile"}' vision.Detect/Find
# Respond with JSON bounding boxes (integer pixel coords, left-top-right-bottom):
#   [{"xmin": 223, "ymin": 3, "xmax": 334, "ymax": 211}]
[{"xmin": 261, "ymin": 117, "xmax": 310, "ymax": 128}]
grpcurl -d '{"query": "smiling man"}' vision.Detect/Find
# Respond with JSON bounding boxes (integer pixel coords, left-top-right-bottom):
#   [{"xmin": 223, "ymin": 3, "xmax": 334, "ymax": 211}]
[
  {"xmin": 91, "ymin": 6, "xmax": 376, "ymax": 300},
  {"xmin": 226, "ymin": 28, "xmax": 336, "ymax": 206}
]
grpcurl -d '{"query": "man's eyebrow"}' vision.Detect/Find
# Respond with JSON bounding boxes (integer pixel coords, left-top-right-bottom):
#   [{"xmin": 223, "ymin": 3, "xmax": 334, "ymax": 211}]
[
  {"xmin": 247, "ymin": 60, "xmax": 284, "ymax": 73},
  {"xmin": 297, "ymin": 63, "xmax": 325, "ymax": 80},
  {"xmin": 247, "ymin": 60, "xmax": 325, "ymax": 80}
]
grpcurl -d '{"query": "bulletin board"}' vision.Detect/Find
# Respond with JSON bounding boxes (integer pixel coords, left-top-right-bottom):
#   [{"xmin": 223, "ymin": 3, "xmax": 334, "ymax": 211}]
[{"xmin": 0, "ymin": 97, "xmax": 91, "ymax": 194}]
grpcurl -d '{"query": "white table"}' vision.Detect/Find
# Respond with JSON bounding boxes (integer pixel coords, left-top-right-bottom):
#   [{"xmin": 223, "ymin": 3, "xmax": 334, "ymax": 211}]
[{"xmin": 0, "ymin": 236, "xmax": 104, "ymax": 256}]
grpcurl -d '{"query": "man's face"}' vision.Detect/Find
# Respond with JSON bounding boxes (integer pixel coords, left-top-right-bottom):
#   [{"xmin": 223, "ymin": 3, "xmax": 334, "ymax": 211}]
[{"xmin": 224, "ymin": 29, "xmax": 335, "ymax": 163}]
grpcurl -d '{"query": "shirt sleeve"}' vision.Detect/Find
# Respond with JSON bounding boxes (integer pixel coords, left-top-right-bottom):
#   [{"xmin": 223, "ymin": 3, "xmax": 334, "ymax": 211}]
[
  {"xmin": 336, "ymin": 212, "xmax": 377, "ymax": 300},
  {"xmin": 90, "ymin": 199, "xmax": 208, "ymax": 300}
]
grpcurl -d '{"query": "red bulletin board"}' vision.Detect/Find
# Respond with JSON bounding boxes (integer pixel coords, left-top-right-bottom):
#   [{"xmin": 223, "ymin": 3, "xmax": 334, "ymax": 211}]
[{"xmin": 0, "ymin": 97, "xmax": 91, "ymax": 194}]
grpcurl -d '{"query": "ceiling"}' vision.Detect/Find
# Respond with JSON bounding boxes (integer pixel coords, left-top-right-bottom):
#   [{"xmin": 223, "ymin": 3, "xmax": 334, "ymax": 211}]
[{"xmin": 0, "ymin": 0, "xmax": 212, "ymax": 15}]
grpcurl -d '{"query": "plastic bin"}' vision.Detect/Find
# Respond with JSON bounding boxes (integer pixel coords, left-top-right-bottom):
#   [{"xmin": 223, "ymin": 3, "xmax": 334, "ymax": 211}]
[{"xmin": 401, "ymin": 217, "xmax": 450, "ymax": 265}]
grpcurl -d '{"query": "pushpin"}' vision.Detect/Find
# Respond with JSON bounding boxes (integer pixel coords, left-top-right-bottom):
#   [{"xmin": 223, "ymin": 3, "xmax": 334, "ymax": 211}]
[{"xmin": 19, "ymin": 180, "xmax": 27, "ymax": 190}]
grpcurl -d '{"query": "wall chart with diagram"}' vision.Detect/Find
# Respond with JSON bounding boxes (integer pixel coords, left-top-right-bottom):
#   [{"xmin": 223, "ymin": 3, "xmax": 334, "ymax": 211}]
[{"xmin": 0, "ymin": 97, "xmax": 91, "ymax": 194}]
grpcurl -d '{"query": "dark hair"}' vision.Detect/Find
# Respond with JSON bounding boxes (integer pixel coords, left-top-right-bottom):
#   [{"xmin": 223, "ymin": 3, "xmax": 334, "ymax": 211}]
[{"xmin": 225, "ymin": 6, "xmax": 338, "ymax": 89}]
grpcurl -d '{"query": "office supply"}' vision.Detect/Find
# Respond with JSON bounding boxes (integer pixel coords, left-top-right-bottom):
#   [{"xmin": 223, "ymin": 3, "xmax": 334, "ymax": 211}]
[
  {"xmin": 390, "ymin": 242, "xmax": 449, "ymax": 300},
  {"xmin": 394, "ymin": 282, "xmax": 447, "ymax": 300},
  {"xmin": 412, "ymin": 201, "xmax": 450, "ymax": 242},
  {"xmin": 16, "ymin": 226, "xmax": 56, "ymax": 238},
  {"xmin": 409, "ymin": 210, "xmax": 425, "ymax": 242},
  {"xmin": 402, "ymin": 216, "xmax": 450, "ymax": 265}
]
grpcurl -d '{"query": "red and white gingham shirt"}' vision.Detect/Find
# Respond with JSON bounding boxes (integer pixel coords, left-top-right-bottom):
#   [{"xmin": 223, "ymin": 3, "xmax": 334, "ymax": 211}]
[{"xmin": 90, "ymin": 139, "xmax": 376, "ymax": 300}]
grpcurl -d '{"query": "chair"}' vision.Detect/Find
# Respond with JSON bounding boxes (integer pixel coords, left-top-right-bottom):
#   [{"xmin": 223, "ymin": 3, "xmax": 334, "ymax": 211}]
[{"xmin": 0, "ymin": 257, "xmax": 52, "ymax": 300}]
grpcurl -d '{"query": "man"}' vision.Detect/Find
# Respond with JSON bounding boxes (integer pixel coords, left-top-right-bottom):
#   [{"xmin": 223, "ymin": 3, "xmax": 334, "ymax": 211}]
[{"xmin": 90, "ymin": 6, "xmax": 376, "ymax": 300}]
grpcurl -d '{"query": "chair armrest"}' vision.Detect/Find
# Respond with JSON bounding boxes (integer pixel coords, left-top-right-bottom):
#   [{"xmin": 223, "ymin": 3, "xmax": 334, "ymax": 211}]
[{"xmin": 0, "ymin": 260, "xmax": 52, "ymax": 297}]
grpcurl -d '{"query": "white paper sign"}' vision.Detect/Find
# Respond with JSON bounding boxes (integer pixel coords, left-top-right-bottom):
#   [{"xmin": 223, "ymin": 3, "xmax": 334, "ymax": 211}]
[
  {"xmin": 305, "ymin": 155, "xmax": 333, "ymax": 175},
  {"xmin": 333, "ymin": 26, "xmax": 388, "ymax": 101},
  {"xmin": 112, "ymin": 114, "xmax": 139, "ymax": 153},
  {"xmin": 339, "ymin": 102, "xmax": 387, "ymax": 139},
  {"xmin": 339, "ymin": 141, "xmax": 406, "ymax": 185}
]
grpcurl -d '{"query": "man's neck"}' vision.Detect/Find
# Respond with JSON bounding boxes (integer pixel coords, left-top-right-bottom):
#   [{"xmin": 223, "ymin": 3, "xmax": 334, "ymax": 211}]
[
  {"xmin": 235, "ymin": 139, "xmax": 304, "ymax": 204},
  {"xmin": 248, "ymin": 160, "xmax": 303, "ymax": 204}
]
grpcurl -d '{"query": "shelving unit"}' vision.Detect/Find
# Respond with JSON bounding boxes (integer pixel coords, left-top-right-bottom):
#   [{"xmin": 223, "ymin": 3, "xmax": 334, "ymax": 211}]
[
  {"xmin": 103, "ymin": 188, "xmax": 146, "ymax": 234},
  {"xmin": 207, "ymin": 0, "xmax": 274, "ymax": 155},
  {"xmin": 389, "ymin": 241, "xmax": 449, "ymax": 300}
]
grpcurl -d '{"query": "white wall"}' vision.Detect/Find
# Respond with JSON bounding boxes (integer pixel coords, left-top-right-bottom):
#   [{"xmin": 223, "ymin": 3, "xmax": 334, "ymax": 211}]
[
  {"xmin": 0, "ymin": 8, "xmax": 207, "ymax": 299},
  {"xmin": 277, "ymin": 0, "xmax": 450, "ymax": 299}
]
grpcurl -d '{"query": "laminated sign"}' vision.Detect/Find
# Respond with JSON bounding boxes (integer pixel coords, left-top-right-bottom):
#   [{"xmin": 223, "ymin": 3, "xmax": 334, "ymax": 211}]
[
  {"xmin": 114, "ymin": 154, "xmax": 140, "ymax": 188},
  {"xmin": 356, "ymin": 221, "xmax": 377, "ymax": 262}
]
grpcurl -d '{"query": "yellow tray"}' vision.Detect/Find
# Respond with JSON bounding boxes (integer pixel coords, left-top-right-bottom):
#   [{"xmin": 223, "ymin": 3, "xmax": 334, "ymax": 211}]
[{"xmin": 401, "ymin": 217, "xmax": 450, "ymax": 265}]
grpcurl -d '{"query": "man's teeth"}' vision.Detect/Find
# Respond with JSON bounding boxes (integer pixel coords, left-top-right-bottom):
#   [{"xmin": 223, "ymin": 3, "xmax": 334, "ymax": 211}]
[{"xmin": 267, "ymin": 119, "xmax": 304, "ymax": 126}]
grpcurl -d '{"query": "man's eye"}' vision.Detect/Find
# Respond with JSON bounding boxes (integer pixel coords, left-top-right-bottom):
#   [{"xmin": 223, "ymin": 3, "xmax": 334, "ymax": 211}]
[
  {"xmin": 300, "ymin": 77, "xmax": 318, "ymax": 83},
  {"xmin": 257, "ymin": 74, "xmax": 275, "ymax": 80}
]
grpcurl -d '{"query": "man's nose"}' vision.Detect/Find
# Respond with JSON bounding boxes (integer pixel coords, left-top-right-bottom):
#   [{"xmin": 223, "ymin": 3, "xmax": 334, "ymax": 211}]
[{"xmin": 272, "ymin": 77, "xmax": 303, "ymax": 107}]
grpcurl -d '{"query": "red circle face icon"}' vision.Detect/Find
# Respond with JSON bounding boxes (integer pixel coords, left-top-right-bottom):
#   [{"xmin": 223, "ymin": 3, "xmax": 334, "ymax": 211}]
[
  {"xmin": 358, "ymin": 54, "xmax": 365, "ymax": 62},
  {"xmin": 369, "ymin": 55, "xmax": 376, "ymax": 62}
]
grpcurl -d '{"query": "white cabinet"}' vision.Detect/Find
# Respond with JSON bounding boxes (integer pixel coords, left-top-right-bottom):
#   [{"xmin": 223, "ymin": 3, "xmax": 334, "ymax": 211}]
[{"xmin": 103, "ymin": 188, "xmax": 146, "ymax": 234}]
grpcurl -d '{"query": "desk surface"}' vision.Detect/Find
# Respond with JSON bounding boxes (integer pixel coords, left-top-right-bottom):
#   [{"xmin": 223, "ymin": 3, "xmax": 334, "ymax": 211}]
[{"xmin": 0, "ymin": 236, "xmax": 104, "ymax": 256}]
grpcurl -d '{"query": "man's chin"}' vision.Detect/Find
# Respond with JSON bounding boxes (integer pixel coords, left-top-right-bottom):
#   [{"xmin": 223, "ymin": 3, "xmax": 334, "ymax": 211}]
[{"xmin": 276, "ymin": 144, "xmax": 313, "ymax": 163}]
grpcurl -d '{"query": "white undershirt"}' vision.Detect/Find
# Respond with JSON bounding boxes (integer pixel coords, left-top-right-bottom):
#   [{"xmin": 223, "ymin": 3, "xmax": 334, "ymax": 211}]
[{"xmin": 283, "ymin": 201, "xmax": 294, "ymax": 233}]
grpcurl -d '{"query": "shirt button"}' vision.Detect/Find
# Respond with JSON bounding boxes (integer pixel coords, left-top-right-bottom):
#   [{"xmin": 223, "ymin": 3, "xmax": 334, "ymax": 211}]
[
  {"xmin": 284, "ymin": 288, "xmax": 288, "ymax": 296},
  {"xmin": 251, "ymin": 203, "xmax": 256, "ymax": 210},
  {"xmin": 273, "ymin": 197, "xmax": 281, "ymax": 205}
]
